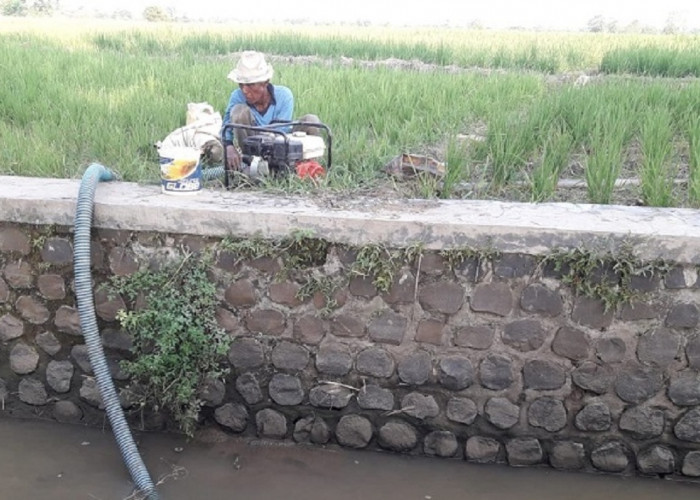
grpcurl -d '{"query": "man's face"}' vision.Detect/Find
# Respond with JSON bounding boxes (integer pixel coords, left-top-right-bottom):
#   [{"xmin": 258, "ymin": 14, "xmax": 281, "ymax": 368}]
[{"xmin": 239, "ymin": 82, "xmax": 268, "ymax": 106}]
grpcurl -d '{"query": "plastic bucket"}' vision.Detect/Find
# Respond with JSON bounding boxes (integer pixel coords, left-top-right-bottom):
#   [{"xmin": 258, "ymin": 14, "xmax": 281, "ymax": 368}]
[{"xmin": 158, "ymin": 146, "xmax": 202, "ymax": 195}]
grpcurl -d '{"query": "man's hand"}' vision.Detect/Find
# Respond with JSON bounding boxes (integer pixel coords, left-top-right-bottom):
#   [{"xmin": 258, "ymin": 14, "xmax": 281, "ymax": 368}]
[{"xmin": 225, "ymin": 145, "xmax": 241, "ymax": 171}]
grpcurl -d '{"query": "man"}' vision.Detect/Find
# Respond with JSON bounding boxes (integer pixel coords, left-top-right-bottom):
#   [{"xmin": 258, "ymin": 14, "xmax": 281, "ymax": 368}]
[{"xmin": 221, "ymin": 51, "xmax": 320, "ymax": 171}]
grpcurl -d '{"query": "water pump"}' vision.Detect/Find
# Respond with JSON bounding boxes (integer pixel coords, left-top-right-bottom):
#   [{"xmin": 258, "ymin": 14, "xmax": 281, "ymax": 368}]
[{"xmin": 221, "ymin": 121, "xmax": 332, "ymax": 186}]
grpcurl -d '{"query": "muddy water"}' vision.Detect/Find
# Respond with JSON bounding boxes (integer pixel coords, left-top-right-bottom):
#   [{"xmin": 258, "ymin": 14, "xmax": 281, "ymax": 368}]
[{"xmin": 2, "ymin": 418, "xmax": 699, "ymax": 500}]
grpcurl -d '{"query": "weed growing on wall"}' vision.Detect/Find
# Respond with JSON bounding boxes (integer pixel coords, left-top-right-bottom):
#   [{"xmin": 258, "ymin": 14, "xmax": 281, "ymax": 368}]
[
  {"xmin": 542, "ymin": 245, "xmax": 671, "ymax": 311},
  {"xmin": 109, "ymin": 251, "xmax": 231, "ymax": 436}
]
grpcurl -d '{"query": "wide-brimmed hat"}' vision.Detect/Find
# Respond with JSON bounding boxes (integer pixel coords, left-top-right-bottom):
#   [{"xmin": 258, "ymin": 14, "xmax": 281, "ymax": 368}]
[{"xmin": 227, "ymin": 51, "xmax": 274, "ymax": 84}]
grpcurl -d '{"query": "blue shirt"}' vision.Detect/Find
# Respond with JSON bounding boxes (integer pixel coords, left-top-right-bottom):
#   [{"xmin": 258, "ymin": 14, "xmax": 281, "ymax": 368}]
[{"xmin": 222, "ymin": 84, "xmax": 294, "ymax": 145}]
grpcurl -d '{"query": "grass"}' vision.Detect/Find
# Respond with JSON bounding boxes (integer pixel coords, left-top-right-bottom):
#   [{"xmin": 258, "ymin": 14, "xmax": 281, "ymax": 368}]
[{"xmin": 2, "ymin": 18, "xmax": 700, "ymax": 207}]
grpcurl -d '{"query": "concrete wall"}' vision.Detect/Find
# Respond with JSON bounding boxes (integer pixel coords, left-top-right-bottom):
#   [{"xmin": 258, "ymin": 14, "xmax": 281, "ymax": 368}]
[{"xmin": 1, "ymin": 175, "xmax": 700, "ymax": 478}]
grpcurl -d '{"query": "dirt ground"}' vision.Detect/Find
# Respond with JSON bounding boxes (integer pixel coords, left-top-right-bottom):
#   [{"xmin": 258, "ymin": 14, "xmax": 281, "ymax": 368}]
[{"xmin": 3, "ymin": 417, "xmax": 700, "ymax": 500}]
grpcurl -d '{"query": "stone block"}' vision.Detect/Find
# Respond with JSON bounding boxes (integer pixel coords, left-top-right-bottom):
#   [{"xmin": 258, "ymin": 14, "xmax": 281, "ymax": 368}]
[
  {"xmin": 668, "ymin": 372, "xmax": 700, "ymax": 406},
  {"xmin": 528, "ymin": 397, "xmax": 567, "ymax": 432},
  {"xmin": 107, "ymin": 246, "xmax": 137, "ymax": 276},
  {"xmin": 54, "ymin": 305, "xmax": 82, "ymax": 336},
  {"xmin": 224, "ymin": 279, "xmax": 257, "ymax": 308},
  {"xmin": 465, "ymin": 436, "xmax": 501, "ymax": 463},
  {"xmin": 595, "ymin": 338, "xmax": 626, "ymax": 364},
  {"xmin": 357, "ymin": 385, "xmax": 394, "ymax": 411},
  {"xmin": 293, "ymin": 416, "xmax": 330, "ymax": 444},
  {"xmin": 268, "ymin": 281, "xmax": 303, "ymax": 307},
  {"xmin": 293, "ymin": 315, "xmax": 326, "ymax": 345},
  {"xmin": 506, "ymin": 438, "xmax": 542, "ymax": 466},
  {"xmin": 522, "ymin": 360, "xmax": 566, "ymax": 390},
  {"xmin": 438, "ymin": 355, "xmax": 474, "ymax": 390},
  {"xmin": 470, "ymin": 283, "xmax": 513, "ymax": 317},
  {"xmin": 484, "ymin": 397, "xmax": 520, "ymax": 429},
  {"xmin": 316, "ymin": 343, "xmax": 353, "ymax": 376},
  {"xmin": 332, "ymin": 314, "xmax": 366, "ymax": 338},
  {"xmin": 19, "ymin": 377, "xmax": 47, "ymax": 406},
  {"xmin": 636, "ymin": 328, "xmax": 681, "ymax": 367},
  {"xmin": 494, "ymin": 254, "xmax": 537, "ymax": 278},
  {"xmin": 368, "ymin": 310, "xmax": 406, "ymax": 344},
  {"xmin": 418, "ymin": 281, "xmax": 464, "ymax": 314},
  {"xmin": 356, "ymin": 347, "xmax": 395, "ymax": 378},
  {"xmin": 235, "ymin": 372, "xmax": 263, "ymax": 405},
  {"xmin": 453, "ymin": 324, "xmax": 495, "ymax": 350},
  {"xmin": 502, "ymin": 319, "xmax": 547, "ymax": 352},
  {"xmin": 637, "ymin": 445, "xmax": 675, "ymax": 475},
  {"xmin": 424, "ymin": 431, "xmax": 459, "ymax": 458},
  {"xmin": 614, "ymin": 363, "xmax": 663, "ymax": 404},
  {"xmin": 415, "ymin": 319, "xmax": 445, "ymax": 345},
  {"xmin": 37, "ymin": 274, "xmax": 66, "ymax": 300},
  {"xmin": 572, "ymin": 296, "xmax": 613, "ymax": 329},
  {"xmin": 36, "ymin": 331, "xmax": 61, "ymax": 355},
  {"xmin": 446, "ymin": 397, "xmax": 477, "ymax": 425},
  {"xmin": 574, "ymin": 401, "xmax": 612, "ymax": 431},
  {"xmin": 255, "ymin": 408, "xmax": 287, "ymax": 438},
  {"xmin": 552, "ymin": 326, "xmax": 590, "ymax": 360},
  {"xmin": 348, "ymin": 275, "xmax": 377, "ymax": 298},
  {"xmin": 336, "ymin": 414, "xmax": 373, "ymax": 449},
  {"xmin": 271, "ymin": 341, "xmax": 309, "ymax": 371},
  {"xmin": 674, "ymin": 408, "xmax": 700, "ymax": 443},
  {"xmin": 0, "ymin": 313, "xmax": 24, "ymax": 341},
  {"xmin": 666, "ymin": 303, "xmax": 699, "ymax": 329},
  {"xmin": 397, "ymin": 350, "xmax": 432, "ymax": 385},
  {"xmin": 0, "ymin": 227, "xmax": 30, "ymax": 254},
  {"xmin": 46, "ymin": 360, "xmax": 74, "ymax": 393},
  {"xmin": 246, "ymin": 309, "xmax": 286, "ymax": 335},
  {"xmin": 401, "ymin": 392, "xmax": 439, "ymax": 420},
  {"xmin": 619, "ymin": 406, "xmax": 665, "ymax": 439},
  {"xmin": 10, "ymin": 342, "xmax": 39, "ymax": 375},
  {"xmin": 591, "ymin": 441, "xmax": 629, "ymax": 472},
  {"xmin": 520, "ymin": 284, "xmax": 563, "ymax": 317},
  {"xmin": 378, "ymin": 421, "xmax": 418, "ymax": 452},
  {"xmin": 309, "ymin": 384, "xmax": 353, "ymax": 409},
  {"xmin": 479, "ymin": 354, "xmax": 514, "ymax": 390},
  {"xmin": 550, "ymin": 441, "xmax": 585, "ymax": 470},
  {"xmin": 268, "ymin": 373, "xmax": 304, "ymax": 406},
  {"xmin": 4, "ymin": 261, "xmax": 33, "ymax": 289},
  {"xmin": 228, "ymin": 338, "xmax": 265, "ymax": 370}
]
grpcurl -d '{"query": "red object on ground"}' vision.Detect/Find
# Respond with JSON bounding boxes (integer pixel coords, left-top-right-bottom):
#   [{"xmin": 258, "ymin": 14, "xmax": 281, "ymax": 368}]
[{"xmin": 296, "ymin": 160, "xmax": 325, "ymax": 179}]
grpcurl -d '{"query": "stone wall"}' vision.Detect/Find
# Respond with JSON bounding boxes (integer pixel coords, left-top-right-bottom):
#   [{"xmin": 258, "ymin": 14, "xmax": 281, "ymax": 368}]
[{"xmin": 1, "ymin": 175, "xmax": 700, "ymax": 481}]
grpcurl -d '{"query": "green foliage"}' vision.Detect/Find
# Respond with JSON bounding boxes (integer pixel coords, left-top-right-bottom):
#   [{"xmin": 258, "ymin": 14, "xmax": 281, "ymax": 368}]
[
  {"xmin": 219, "ymin": 229, "xmax": 328, "ymax": 278},
  {"xmin": 350, "ymin": 242, "xmax": 423, "ymax": 293},
  {"xmin": 542, "ymin": 245, "xmax": 670, "ymax": 312},
  {"xmin": 688, "ymin": 118, "xmax": 700, "ymax": 207},
  {"xmin": 639, "ymin": 108, "xmax": 676, "ymax": 207},
  {"xmin": 110, "ymin": 252, "xmax": 231, "ymax": 436},
  {"xmin": 1, "ymin": 23, "xmax": 700, "ymax": 206},
  {"xmin": 601, "ymin": 45, "xmax": 700, "ymax": 78},
  {"xmin": 296, "ymin": 275, "xmax": 345, "ymax": 317},
  {"xmin": 529, "ymin": 125, "xmax": 573, "ymax": 202}
]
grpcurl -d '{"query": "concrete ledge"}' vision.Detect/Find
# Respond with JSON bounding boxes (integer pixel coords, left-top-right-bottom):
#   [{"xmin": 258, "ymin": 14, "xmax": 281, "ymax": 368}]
[{"xmin": 1, "ymin": 175, "xmax": 698, "ymax": 263}]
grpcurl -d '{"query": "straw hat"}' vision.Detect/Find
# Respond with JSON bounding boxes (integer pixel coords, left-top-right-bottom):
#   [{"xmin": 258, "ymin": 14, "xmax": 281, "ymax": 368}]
[{"xmin": 227, "ymin": 51, "xmax": 274, "ymax": 84}]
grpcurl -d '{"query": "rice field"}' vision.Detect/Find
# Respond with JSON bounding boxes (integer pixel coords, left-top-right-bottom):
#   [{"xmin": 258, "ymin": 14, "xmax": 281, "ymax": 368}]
[{"xmin": 1, "ymin": 17, "xmax": 699, "ymax": 207}]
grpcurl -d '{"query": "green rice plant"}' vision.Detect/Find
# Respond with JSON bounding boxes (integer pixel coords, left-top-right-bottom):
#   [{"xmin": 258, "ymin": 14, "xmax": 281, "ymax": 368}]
[
  {"xmin": 600, "ymin": 44, "xmax": 700, "ymax": 78},
  {"xmin": 584, "ymin": 110, "xmax": 628, "ymax": 204},
  {"xmin": 530, "ymin": 125, "xmax": 574, "ymax": 202},
  {"xmin": 639, "ymin": 109, "xmax": 676, "ymax": 207},
  {"xmin": 440, "ymin": 136, "xmax": 470, "ymax": 199},
  {"xmin": 689, "ymin": 119, "xmax": 700, "ymax": 207}
]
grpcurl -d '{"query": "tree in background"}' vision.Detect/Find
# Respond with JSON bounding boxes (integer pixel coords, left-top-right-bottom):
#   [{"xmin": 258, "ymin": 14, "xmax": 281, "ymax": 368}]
[
  {"xmin": 1, "ymin": 0, "xmax": 28, "ymax": 15},
  {"xmin": 1, "ymin": 0, "xmax": 56, "ymax": 16},
  {"xmin": 142, "ymin": 5, "xmax": 171, "ymax": 22}
]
